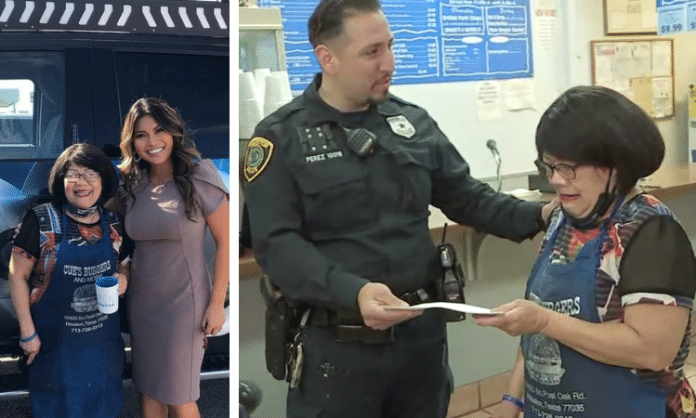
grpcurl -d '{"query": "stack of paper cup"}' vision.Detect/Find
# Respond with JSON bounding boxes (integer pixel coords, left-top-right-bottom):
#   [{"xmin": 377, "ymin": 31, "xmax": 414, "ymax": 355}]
[
  {"xmin": 272, "ymin": 70, "xmax": 293, "ymax": 100},
  {"xmin": 263, "ymin": 71, "xmax": 293, "ymax": 117},
  {"xmin": 253, "ymin": 68, "xmax": 271, "ymax": 110},
  {"xmin": 239, "ymin": 71, "xmax": 263, "ymax": 139}
]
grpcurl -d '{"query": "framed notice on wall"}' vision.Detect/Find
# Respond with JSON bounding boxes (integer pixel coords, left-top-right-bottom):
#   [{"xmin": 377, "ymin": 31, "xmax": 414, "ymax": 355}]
[
  {"xmin": 591, "ymin": 38, "xmax": 674, "ymax": 119},
  {"xmin": 604, "ymin": 0, "xmax": 658, "ymax": 35}
]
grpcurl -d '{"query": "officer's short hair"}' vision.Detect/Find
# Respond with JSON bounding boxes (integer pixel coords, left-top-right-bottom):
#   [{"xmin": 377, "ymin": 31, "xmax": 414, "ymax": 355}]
[
  {"xmin": 48, "ymin": 143, "xmax": 120, "ymax": 206},
  {"xmin": 308, "ymin": 0, "xmax": 382, "ymax": 48},
  {"xmin": 535, "ymin": 85, "xmax": 664, "ymax": 195}
]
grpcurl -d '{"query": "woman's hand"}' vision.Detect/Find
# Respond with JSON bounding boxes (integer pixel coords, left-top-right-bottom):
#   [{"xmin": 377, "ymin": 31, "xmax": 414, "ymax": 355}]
[
  {"xmin": 473, "ymin": 299, "xmax": 550, "ymax": 336},
  {"xmin": 113, "ymin": 272, "xmax": 128, "ymax": 296},
  {"xmin": 19, "ymin": 333, "xmax": 41, "ymax": 365},
  {"xmin": 202, "ymin": 303, "xmax": 226, "ymax": 336}
]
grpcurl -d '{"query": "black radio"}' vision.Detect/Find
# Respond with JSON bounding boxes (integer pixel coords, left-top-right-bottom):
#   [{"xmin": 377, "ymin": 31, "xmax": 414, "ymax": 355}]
[{"xmin": 437, "ymin": 224, "xmax": 467, "ymax": 322}]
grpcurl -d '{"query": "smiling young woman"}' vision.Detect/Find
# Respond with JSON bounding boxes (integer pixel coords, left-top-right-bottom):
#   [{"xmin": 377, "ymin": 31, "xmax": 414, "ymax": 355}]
[{"xmin": 115, "ymin": 98, "xmax": 229, "ymax": 418}]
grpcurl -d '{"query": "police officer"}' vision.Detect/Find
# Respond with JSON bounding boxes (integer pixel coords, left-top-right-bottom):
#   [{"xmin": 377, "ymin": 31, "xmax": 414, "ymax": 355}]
[{"xmin": 242, "ymin": 0, "xmax": 556, "ymax": 417}]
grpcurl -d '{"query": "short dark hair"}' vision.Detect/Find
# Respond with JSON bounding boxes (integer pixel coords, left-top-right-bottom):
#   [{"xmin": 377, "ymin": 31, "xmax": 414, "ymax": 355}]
[
  {"xmin": 536, "ymin": 85, "xmax": 664, "ymax": 195},
  {"xmin": 308, "ymin": 0, "xmax": 382, "ymax": 48},
  {"xmin": 48, "ymin": 143, "xmax": 119, "ymax": 206}
]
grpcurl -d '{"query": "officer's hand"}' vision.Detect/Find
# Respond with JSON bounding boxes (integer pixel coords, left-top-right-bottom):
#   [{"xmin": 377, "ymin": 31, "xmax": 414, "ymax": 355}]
[
  {"xmin": 472, "ymin": 299, "xmax": 549, "ymax": 336},
  {"xmin": 357, "ymin": 282, "xmax": 422, "ymax": 330},
  {"xmin": 541, "ymin": 197, "xmax": 560, "ymax": 227}
]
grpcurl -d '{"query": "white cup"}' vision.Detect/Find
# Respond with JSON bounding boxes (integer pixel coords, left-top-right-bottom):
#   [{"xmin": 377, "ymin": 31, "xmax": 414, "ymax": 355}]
[
  {"xmin": 253, "ymin": 68, "xmax": 271, "ymax": 106},
  {"xmin": 95, "ymin": 276, "xmax": 119, "ymax": 314},
  {"xmin": 239, "ymin": 99, "xmax": 263, "ymax": 139},
  {"xmin": 263, "ymin": 72, "xmax": 293, "ymax": 116},
  {"xmin": 239, "ymin": 71, "xmax": 258, "ymax": 102},
  {"xmin": 270, "ymin": 71, "xmax": 293, "ymax": 101},
  {"xmin": 263, "ymin": 72, "xmax": 285, "ymax": 105}
]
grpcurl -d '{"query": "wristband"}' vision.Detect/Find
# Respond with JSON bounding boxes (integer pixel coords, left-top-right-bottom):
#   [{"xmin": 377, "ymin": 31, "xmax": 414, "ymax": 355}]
[
  {"xmin": 502, "ymin": 394, "xmax": 524, "ymax": 410},
  {"xmin": 19, "ymin": 332, "xmax": 38, "ymax": 343}
]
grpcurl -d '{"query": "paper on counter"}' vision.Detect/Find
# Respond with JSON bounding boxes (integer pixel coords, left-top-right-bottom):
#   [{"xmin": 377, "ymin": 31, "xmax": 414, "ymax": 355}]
[
  {"xmin": 384, "ymin": 302, "xmax": 503, "ymax": 315},
  {"xmin": 506, "ymin": 188, "xmax": 542, "ymax": 199}
]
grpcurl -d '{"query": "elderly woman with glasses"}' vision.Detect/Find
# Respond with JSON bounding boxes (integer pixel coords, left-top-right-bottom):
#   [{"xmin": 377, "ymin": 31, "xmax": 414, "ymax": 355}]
[
  {"xmin": 8, "ymin": 143, "xmax": 130, "ymax": 418},
  {"xmin": 475, "ymin": 86, "xmax": 696, "ymax": 418}
]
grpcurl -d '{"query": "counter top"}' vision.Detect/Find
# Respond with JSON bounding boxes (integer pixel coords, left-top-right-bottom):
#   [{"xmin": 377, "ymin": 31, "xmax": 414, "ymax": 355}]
[
  {"xmin": 239, "ymin": 248, "xmax": 263, "ymax": 281},
  {"xmin": 238, "ymin": 164, "xmax": 696, "ymax": 281},
  {"xmin": 639, "ymin": 165, "xmax": 696, "ymax": 199}
]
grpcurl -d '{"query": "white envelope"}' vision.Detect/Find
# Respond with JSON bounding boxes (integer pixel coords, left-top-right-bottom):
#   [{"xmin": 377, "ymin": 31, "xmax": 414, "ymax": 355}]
[{"xmin": 384, "ymin": 302, "xmax": 503, "ymax": 315}]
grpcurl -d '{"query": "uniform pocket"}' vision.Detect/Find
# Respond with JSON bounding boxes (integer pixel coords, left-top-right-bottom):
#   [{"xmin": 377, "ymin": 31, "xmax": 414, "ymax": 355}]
[
  {"xmin": 388, "ymin": 146, "xmax": 435, "ymax": 215},
  {"xmin": 295, "ymin": 161, "xmax": 374, "ymax": 237}
]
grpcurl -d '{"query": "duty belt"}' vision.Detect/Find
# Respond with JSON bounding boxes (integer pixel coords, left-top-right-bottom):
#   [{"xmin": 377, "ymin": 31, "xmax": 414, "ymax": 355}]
[{"xmin": 310, "ymin": 281, "xmax": 438, "ymax": 345}]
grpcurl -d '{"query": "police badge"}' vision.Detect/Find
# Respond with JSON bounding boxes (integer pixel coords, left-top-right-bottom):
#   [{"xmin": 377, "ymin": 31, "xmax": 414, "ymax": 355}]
[
  {"xmin": 244, "ymin": 137, "xmax": 274, "ymax": 182},
  {"xmin": 386, "ymin": 115, "xmax": 415, "ymax": 139}
]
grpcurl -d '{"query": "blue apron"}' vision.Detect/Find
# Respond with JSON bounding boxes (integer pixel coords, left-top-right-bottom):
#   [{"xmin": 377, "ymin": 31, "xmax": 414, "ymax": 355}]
[
  {"xmin": 522, "ymin": 206, "xmax": 668, "ymax": 418},
  {"xmin": 29, "ymin": 208, "xmax": 124, "ymax": 418}
]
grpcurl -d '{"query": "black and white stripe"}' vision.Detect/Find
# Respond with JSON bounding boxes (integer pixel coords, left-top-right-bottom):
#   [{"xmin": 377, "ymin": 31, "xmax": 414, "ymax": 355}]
[{"xmin": 0, "ymin": 0, "xmax": 228, "ymax": 37}]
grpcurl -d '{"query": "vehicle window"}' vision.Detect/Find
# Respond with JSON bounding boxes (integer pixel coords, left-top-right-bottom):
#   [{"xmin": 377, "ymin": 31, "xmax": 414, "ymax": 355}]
[
  {"xmin": 114, "ymin": 52, "xmax": 229, "ymax": 158},
  {"xmin": 0, "ymin": 52, "xmax": 64, "ymax": 159},
  {"xmin": 0, "ymin": 79, "xmax": 34, "ymax": 144}
]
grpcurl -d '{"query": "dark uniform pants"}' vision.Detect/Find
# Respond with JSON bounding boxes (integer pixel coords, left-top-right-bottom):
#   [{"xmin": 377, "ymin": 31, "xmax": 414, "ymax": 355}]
[{"xmin": 287, "ymin": 309, "xmax": 452, "ymax": 418}]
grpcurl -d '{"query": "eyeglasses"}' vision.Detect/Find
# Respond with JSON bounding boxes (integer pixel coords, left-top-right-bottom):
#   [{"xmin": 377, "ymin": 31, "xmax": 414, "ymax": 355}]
[
  {"xmin": 535, "ymin": 159, "xmax": 579, "ymax": 180},
  {"xmin": 65, "ymin": 170, "xmax": 100, "ymax": 183}
]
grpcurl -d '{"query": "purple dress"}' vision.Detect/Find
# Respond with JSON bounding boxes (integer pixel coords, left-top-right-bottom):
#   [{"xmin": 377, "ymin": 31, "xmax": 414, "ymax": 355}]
[{"xmin": 122, "ymin": 160, "xmax": 227, "ymax": 404}]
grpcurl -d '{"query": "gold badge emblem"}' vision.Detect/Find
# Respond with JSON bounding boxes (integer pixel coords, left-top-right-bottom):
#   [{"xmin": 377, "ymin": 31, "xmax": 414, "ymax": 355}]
[{"xmin": 244, "ymin": 137, "xmax": 274, "ymax": 182}]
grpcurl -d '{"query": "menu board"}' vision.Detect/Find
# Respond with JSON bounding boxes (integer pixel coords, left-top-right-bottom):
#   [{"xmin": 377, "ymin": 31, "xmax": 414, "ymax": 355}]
[
  {"xmin": 657, "ymin": 0, "xmax": 696, "ymax": 35},
  {"xmin": 257, "ymin": 0, "xmax": 534, "ymax": 92}
]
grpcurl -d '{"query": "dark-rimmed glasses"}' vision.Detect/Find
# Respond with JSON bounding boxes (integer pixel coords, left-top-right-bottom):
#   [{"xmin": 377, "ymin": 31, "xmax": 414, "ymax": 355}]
[
  {"xmin": 65, "ymin": 170, "xmax": 100, "ymax": 183},
  {"xmin": 535, "ymin": 159, "xmax": 579, "ymax": 180}
]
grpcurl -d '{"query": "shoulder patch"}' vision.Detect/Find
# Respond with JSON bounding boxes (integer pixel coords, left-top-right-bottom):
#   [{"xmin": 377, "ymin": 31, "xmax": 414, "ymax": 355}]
[{"xmin": 244, "ymin": 137, "xmax": 274, "ymax": 182}]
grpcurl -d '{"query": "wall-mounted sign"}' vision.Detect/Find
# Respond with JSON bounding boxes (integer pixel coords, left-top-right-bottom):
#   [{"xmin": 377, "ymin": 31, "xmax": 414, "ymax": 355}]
[{"xmin": 258, "ymin": 0, "xmax": 534, "ymax": 92}]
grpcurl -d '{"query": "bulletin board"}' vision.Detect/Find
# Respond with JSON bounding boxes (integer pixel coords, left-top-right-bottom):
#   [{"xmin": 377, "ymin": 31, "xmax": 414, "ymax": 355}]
[{"xmin": 591, "ymin": 38, "xmax": 674, "ymax": 119}]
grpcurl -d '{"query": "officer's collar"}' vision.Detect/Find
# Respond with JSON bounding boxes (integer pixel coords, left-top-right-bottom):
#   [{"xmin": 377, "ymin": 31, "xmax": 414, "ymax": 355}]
[
  {"xmin": 303, "ymin": 74, "xmax": 343, "ymax": 124},
  {"xmin": 376, "ymin": 98, "xmax": 401, "ymax": 117}
]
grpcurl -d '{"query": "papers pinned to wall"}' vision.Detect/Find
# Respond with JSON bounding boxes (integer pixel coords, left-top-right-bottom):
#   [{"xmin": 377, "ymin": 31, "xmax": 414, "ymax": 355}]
[
  {"xmin": 591, "ymin": 38, "xmax": 674, "ymax": 119},
  {"xmin": 476, "ymin": 81, "xmax": 503, "ymax": 121},
  {"xmin": 504, "ymin": 79, "xmax": 536, "ymax": 110}
]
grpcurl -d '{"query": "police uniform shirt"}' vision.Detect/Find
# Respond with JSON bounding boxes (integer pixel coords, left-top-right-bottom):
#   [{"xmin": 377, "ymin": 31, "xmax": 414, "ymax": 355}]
[{"xmin": 243, "ymin": 73, "xmax": 543, "ymax": 310}]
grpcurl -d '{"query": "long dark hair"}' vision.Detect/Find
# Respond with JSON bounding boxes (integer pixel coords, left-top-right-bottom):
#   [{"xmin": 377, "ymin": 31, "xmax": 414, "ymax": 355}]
[{"xmin": 118, "ymin": 98, "xmax": 202, "ymax": 221}]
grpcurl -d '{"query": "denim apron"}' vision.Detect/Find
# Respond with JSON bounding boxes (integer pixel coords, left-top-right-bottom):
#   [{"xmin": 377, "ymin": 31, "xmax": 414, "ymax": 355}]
[
  {"xmin": 29, "ymin": 208, "xmax": 124, "ymax": 418},
  {"xmin": 522, "ymin": 206, "xmax": 668, "ymax": 418}
]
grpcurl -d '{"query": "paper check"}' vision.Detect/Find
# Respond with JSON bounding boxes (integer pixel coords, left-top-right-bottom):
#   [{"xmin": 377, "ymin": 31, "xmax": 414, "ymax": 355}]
[{"xmin": 383, "ymin": 302, "xmax": 503, "ymax": 315}]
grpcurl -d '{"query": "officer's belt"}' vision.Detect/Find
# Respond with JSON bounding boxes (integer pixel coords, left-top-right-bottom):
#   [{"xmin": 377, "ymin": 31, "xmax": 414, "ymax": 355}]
[{"xmin": 310, "ymin": 281, "xmax": 438, "ymax": 345}]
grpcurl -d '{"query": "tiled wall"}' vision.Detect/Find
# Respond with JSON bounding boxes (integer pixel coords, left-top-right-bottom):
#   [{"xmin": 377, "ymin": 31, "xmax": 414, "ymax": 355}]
[{"xmin": 446, "ymin": 370, "xmax": 522, "ymax": 418}]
